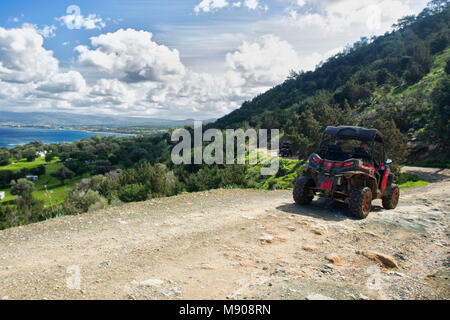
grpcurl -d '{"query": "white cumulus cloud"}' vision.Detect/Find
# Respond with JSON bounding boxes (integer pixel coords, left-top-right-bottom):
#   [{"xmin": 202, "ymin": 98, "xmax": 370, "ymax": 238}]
[
  {"xmin": 244, "ymin": 0, "xmax": 259, "ymax": 10},
  {"xmin": 288, "ymin": 0, "xmax": 418, "ymax": 34},
  {"xmin": 226, "ymin": 34, "xmax": 301, "ymax": 86},
  {"xmin": 194, "ymin": 0, "xmax": 266, "ymax": 13},
  {"xmin": 57, "ymin": 13, "xmax": 106, "ymax": 30},
  {"xmin": 36, "ymin": 71, "xmax": 86, "ymax": 93},
  {"xmin": 194, "ymin": 0, "xmax": 230, "ymax": 13},
  {"xmin": 0, "ymin": 25, "xmax": 59, "ymax": 83},
  {"xmin": 0, "ymin": 22, "xmax": 343, "ymax": 119},
  {"xmin": 75, "ymin": 29, "xmax": 186, "ymax": 83}
]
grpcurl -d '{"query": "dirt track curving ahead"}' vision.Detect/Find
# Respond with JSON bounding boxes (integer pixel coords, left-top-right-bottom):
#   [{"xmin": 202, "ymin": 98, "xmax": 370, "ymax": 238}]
[{"xmin": 0, "ymin": 167, "xmax": 448, "ymax": 300}]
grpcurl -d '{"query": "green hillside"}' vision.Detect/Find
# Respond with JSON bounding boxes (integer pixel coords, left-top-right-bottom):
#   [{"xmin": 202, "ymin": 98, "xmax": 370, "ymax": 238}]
[{"xmin": 212, "ymin": 1, "xmax": 449, "ymax": 162}]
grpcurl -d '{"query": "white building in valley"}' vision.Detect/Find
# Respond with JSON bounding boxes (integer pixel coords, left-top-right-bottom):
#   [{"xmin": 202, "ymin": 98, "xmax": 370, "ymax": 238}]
[{"xmin": 36, "ymin": 151, "xmax": 47, "ymax": 158}]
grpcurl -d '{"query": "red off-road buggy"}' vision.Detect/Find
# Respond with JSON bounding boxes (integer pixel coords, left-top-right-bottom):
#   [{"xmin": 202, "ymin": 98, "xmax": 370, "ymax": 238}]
[{"xmin": 293, "ymin": 126, "xmax": 399, "ymax": 219}]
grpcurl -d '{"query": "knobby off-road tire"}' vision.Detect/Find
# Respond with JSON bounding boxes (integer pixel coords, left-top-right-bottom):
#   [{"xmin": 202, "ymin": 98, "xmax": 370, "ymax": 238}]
[
  {"xmin": 293, "ymin": 176, "xmax": 315, "ymax": 205},
  {"xmin": 349, "ymin": 186, "xmax": 372, "ymax": 219},
  {"xmin": 382, "ymin": 184, "xmax": 400, "ymax": 209}
]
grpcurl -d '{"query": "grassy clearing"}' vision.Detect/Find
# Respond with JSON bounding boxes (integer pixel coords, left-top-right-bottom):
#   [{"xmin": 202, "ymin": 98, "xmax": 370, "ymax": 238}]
[
  {"xmin": 380, "ymin": 48, "xmax": 450, "ymax": 99},
  {"xmin": 245, "ymin": 151, "xmax": 305, "ymax": 190},
  {"xmin": 396, "ymin": 171, "xmax": 429, "ymax": 189},
  {"xmin": 0, "ymin": 157, "xmax": 82, "ymax": 205},
  {"xmin": 399, "ymin": 180, "xmax": 428, "ymax": 189},
  {"xmin": 399, "ymin": 48, "xmax": 450, "ymax": 98},
  {"xmin": 2, "ymin": 157, "xmax": 50, "ymax": 172}
]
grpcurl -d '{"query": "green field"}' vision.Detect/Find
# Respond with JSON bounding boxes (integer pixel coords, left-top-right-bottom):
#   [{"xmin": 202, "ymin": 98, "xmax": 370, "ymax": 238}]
[
  {"xmin": 398, "ymin": 180, "xmax": 429, "ymax": 189},
  {"xmin": 0, "ymin": 157, "xmax": 84, "ymax": 206}
]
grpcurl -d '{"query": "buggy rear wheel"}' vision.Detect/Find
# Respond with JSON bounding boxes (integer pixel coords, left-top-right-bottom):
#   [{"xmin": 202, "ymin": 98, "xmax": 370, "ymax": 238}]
[
  {"xmin": 349, "ymin": 186, "xmax": 372, "ymax": 219},
  {"xmin": 293, "ymin": 176, "xmax": 315, "ymax": 205},
  {"xmin": 382, "ymin": 184, "xmax": 400, "ymax": 209}
]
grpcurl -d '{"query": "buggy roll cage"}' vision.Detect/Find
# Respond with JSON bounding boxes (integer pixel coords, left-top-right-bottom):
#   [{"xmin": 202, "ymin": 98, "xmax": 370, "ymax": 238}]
[{"xmin": 318, "ymin": 126, "xmax": 385, "ymax": 162}]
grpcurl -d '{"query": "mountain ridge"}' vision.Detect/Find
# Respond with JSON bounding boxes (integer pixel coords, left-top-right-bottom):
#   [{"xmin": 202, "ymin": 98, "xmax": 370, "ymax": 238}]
[{"xmin": 0, "ymin": 111, "xmax": 216, "ymax": 128}]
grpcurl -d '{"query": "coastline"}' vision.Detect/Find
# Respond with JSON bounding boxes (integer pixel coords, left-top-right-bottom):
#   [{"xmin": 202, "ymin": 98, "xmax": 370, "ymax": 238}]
[
  {"xmin": 0, "ymin": 124, "xmax": 136, "ymax": 136},
  {"xmin": 0, "ymin": 126, "xmax": 134, "ymax": 149}
]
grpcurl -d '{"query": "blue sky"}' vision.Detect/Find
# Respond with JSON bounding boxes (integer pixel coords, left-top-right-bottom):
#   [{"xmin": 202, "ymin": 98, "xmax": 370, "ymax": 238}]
[{"xmin": 0, "ymin": 0, "xmax": 429, "ymax": 119}]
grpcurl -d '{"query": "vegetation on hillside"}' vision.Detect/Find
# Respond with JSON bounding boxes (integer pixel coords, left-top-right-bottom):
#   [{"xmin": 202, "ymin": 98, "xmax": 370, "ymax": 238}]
[
  {"xmin": 211, "ymin": 1, "xmax": 449, "ymax": 160},
  {"xmin": 0, "ymin": 133, "xmax": 302, "ymax": 229}
]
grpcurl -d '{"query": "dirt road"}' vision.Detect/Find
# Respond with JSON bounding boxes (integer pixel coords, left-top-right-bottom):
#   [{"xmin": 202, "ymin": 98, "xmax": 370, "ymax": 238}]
[{"xmin": 0, "ymin": 167, "xmax": 448, "ymax": 300}]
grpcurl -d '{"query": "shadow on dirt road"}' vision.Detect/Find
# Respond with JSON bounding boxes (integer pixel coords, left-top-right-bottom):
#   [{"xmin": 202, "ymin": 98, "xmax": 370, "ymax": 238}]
[
  {"xmin": 402, "ymin": 166, "xmax": 450, "ymax": 183},
  {"xmin": 277, "ymin": 198, "xmax": 354, "ymax": 221},
  {"xmin": 277, "ymin": 197, "xmax": 387, "ymax": 222}
]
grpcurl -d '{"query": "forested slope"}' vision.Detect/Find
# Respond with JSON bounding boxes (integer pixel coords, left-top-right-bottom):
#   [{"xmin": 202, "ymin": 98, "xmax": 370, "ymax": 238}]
[{"xmin": 212, "ymin": 1, "xmax": 450, "ymax": 161}]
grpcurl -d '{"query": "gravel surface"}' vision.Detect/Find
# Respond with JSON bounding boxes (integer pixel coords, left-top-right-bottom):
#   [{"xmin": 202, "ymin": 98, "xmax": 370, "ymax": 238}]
[{"xmin": 0, "ymin": 167, "xmax": 448, "ymax": 300}]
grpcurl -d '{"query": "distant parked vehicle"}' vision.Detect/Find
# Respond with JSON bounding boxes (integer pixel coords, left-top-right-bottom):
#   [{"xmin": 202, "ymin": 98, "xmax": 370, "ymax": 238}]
[
  {"xmin": 279, "ymin": 141, "xmax": 293, "ymax": 157},
  {"xmin": 26, "ymin": 175, "xmax": 39, "ymax": 181}
]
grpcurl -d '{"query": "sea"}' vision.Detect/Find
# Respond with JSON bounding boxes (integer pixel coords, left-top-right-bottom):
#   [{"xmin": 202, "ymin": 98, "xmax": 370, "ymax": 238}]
[{"xmin": 0, "ymin": 126, "xmax": 131, "ymax": 149}]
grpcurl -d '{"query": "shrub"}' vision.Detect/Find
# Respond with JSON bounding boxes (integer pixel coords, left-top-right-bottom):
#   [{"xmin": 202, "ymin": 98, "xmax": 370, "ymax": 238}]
[
  {"xmin": 186, "ymin": 167, "xmax": 223, "ymax": 192},
  {"xmin": 45, "ymin": 153, "xmax": 56, "ymax": 162},
  {"xmin": 30, "ymin": 165, "xmax": 46, "ymax": 176},
  {"xmin": 221, "ymin": 165, "xmax": 247, "ymax": 187},
  {"xmin": 65, "ymin": 190, "xmax": 107, "ymax": 215},
  {"xmin": 14, "ymin": 167, "xmax": 29, "ymax": 180},
  {"xmin": 118, "ymin": 169, "xmax": 140, "ymax": 185},
  {"xmin": 151, "ymin": 163, "xmax": 170, "ymax": 195},
  {"xmin": 395, "ymin": 172, "xmax": 421, "ymax": 185},
  {"xmin": 88, "ymin": 197, "xmax": 108, "ymax": 212},
  {"xmin": 118, "ymin": 184, "xmax": 149, "ymax": 203},
  {"xmin": 89, "ymin": 175, "xmax": 120, "ymax": 198},
  {"xmin": 0, "ymin": 170, "xmax": 13, "ymax": 188}
]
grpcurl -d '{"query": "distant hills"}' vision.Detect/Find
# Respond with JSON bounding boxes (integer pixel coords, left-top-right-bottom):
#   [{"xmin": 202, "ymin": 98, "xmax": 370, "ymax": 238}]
[{"xmin": 0, "ymin": 111, "xmax": 216, "ymax": 128}]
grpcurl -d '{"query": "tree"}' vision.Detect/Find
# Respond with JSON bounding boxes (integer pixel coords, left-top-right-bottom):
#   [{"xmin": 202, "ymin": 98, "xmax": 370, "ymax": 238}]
[
  {"xmin": 54, "ymin": 166, "xmax": 75, "ymax": 185},
  {"xmin": 424, "ymin": 75, "xmax": 450, "ymax": 143},
  {"xmin": 392, "ymin": 15, "xmax": 416, "ymax": 30},
  {"xmin": 360, "ymin": 119, "xmax": 409, "ymax": 164},
  {"xmin": 45, "ymin": 153, "xmax": 56, "ymax": 162},
  {"xmin": 430, "ymin": 31, "xmax": 449, "ymax": 54},
  {"xmin": 0, "ymin": 149, "xmax": 10, "ymax": 166},
  {"xmin": 10, "ymin": 179, "xmax": 34, "ymax": 200},
  {"xmin": 10, "ymin": 179, "xmax": 42, "ymax": 222},
  {"xmin": 0, "ymin": 170, "xmax": 13, "ymax": 188},
  {"xmin": 30, "ymin": 165, "xmax": 46, "ymax": 176},
  {"xmin": 14, "ymin": 167, "xmax": 29, "ymax": 180},
  {"xmin": 428, "ymin": 0, "xmax": 449, "ymax": 13},
  {"xmin": 23, "ymin": 150, "xmax": 37, "ymax": 162}
]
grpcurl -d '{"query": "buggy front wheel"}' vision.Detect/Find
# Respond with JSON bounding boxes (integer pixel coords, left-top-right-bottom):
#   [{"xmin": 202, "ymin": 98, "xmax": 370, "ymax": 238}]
[{"xmin": 382, "ymin": 184, "xmax": 400, "ymax": 209}]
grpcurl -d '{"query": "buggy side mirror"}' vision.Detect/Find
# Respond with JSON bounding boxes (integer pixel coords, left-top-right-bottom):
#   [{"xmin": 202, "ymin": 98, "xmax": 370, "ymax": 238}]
[{"xmin": 386, "ymin": 158, "xmax": 392, "ymax": 164}]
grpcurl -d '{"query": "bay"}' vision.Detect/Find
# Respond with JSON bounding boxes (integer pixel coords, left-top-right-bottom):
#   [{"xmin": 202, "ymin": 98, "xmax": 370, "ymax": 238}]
[{"xmin": 0, "ymin": 127, "xmax": 131, "ymax": 149}]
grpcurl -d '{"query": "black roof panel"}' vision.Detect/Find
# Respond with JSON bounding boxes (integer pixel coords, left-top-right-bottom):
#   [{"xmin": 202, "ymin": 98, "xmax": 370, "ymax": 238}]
[{"xmin": 323, "ymin": 126, "xmax": 383, "ymax": 143}]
